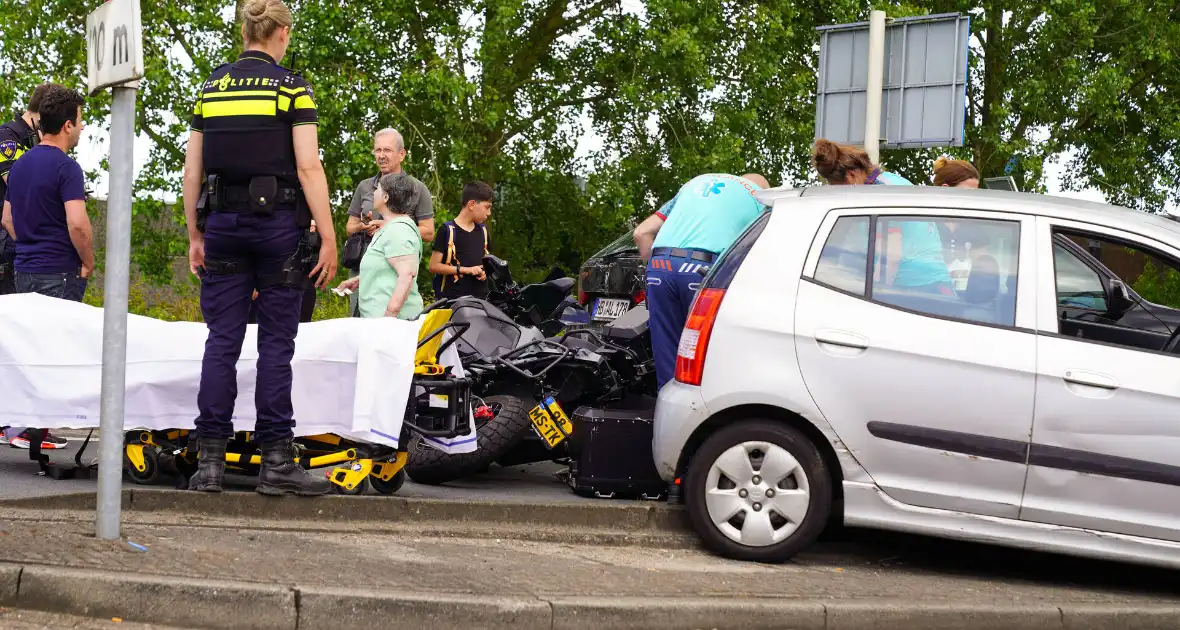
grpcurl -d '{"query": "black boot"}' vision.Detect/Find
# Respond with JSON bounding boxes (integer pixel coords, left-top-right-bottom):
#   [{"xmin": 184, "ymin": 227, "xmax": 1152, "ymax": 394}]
[
  {"xmin": 256, "ymin": 438, "xmax": 331, "ymax": 496},
  {"xmin": 188, "ymin": 437, "xmax": 227, "ymax": 492}
]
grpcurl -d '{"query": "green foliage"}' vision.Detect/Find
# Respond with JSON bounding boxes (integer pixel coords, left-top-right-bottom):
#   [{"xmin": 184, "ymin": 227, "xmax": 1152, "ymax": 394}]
[
  {"xmin": 1131, "ymin": 260, "xmax": 1180, "ymax": 310},
  {"xmin": 2, "ymin": 0, "xmax": 1178, "ymax": 310},
  {"xmin": 83, "ymin": 274, "xmax": 356, "ymax": 322},
  {"xmin": 879, "ymin": 1, "xmax": 1180, "ymax": 209}
]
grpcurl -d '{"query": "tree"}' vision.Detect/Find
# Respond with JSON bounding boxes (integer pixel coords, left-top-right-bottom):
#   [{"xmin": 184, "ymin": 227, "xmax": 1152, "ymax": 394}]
[
  {"xmin": 0, "ymin": 0, "xmax": 852, "ymax": 285},
  {"xmin": 878, "ymin": 1, "xmax": 1179, "ymax": 210}
]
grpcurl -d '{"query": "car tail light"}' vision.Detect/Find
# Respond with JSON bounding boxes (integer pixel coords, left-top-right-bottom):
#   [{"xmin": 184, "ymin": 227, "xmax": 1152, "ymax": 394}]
[
  {"xmin": 632, "ymin": 289, "xmax": 646, "ymax": 304},
  {"xmin": 674, "ymin": 288, "xmax": 726, "ymax": 386},
  {"xmin": 670, "ymin": 213, "xmax": 771, "ymax": 386}
]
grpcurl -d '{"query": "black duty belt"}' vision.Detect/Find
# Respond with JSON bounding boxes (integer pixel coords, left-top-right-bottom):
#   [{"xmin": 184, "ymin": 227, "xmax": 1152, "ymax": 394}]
[
  {"xmin": 217, "ymin": 185, "xmax": 299, "ymax": 212},
  {"xmin": 652, "ymin": 247, "xmax": 717, "ymax": 263}
]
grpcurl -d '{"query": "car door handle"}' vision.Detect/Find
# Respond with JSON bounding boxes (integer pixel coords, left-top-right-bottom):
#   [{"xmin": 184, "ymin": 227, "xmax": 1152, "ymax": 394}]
[
  {"xmin": 1063, "ymin": 370, "xmax": 1118, "ymax": 390},
  {"xmin": 815, "ymin": 330, "xmax": 869, "ymax": 350}
]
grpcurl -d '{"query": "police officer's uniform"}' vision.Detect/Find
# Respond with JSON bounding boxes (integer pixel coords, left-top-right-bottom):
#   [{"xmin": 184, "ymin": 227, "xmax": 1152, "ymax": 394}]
[
  {"xmin": 188, "ymin": 50, "xmax": 329, "ymax": 495},
  {"xmin": 0, "ymin": 113, "xmax": 38, "ymax": 295},
  {"xmin": 646, "ymin": 174, "xmax": 767, "ymax": 390}
]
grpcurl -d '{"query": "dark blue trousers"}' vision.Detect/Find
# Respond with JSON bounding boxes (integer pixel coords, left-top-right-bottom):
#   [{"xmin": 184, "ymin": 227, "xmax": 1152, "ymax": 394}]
[
  {"xmin": 196, "ymin": 208, "xmax": 304, "ymax": 443},
  {"xmin": 646, "ymin": 253, "xmax": 707, "ymax": 391}
]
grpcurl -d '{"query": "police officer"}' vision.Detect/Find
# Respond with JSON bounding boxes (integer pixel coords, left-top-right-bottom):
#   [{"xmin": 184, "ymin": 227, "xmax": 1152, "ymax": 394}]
[
  {"xmin": 0, "ymin": 83, "xmax": 52, "ymax": 295},
  {"xmin": 632, "ymin": 173, "xmax": 770, "ymax": 391},
  {"xmin": 182, "ymin": 0, "xmax": 338, "ymax": 496}
]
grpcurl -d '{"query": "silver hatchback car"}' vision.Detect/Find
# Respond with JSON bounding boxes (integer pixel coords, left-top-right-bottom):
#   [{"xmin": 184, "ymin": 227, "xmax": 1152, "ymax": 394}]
[{"xmin": 654, "ymin": 186, "xmax": 1180, "ymax": 568}]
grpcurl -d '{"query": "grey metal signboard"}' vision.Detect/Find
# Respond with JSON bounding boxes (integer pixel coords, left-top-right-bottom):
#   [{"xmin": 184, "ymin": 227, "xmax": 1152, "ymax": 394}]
[{"xmin": 815, "ymin": 13, "xmax": 970, "ymax": 149}]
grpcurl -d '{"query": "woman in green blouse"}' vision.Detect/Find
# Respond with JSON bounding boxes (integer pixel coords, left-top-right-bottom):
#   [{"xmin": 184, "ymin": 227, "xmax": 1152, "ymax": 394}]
[{"xmin": 335, "ymin": 172, "xmax": 423, "ymax": 320}]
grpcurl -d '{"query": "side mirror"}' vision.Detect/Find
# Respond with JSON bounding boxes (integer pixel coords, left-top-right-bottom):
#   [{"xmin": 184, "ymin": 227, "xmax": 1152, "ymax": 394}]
[
  {"xmin": 1107, "ymin": 279, "xmax": 1135, "ymax": 316},
  {"xmin": 482, "ymin": 254, "xmax": 513, "ymax": 286}
]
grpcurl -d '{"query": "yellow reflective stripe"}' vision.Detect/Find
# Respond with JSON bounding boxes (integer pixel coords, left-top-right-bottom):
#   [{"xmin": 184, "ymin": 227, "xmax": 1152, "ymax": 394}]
[
  {"xmin": 278, "ymin": 95, "xmax": 291, "ymax": 112},
  {"xmin": 193, "ymin": 99, "xmax": 203, "ymax": 116},
  {"xmin": 293, "ymin": 95, "xmax": 315, "ymax": 110},
  {"xmin": 202, "ymin": 90, "xmax": 277, "ymax": 99},
  {"xmin": 279, "ymin": 86, "xmax": 306, "ymax": 95},
  {"xmin": 201, "ymin": 100, "xmax": 277, "ymax": 118}
]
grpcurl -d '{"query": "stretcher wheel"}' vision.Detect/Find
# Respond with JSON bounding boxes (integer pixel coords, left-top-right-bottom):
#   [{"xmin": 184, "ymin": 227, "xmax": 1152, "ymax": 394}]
[
  {"xmin": 332, "ymin": 477, "xmax": 367, "ymax": 495},
  {"xmin": 369, "ymin": 469, "xmax": 406, "ymax": 495},
  {"xmin": 124, "ymin": 446, "xmax": 160, "ymax": 485}
]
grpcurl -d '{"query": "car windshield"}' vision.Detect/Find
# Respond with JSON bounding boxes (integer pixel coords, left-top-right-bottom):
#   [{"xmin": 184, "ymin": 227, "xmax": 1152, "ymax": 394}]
[{"xmin": 591, "ymin": 231, "xmax": 638, "ymax": 259}]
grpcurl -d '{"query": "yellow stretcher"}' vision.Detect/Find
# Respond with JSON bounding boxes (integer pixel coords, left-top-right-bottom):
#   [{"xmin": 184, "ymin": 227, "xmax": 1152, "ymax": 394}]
[{"xmin": 121, "ymin": 308, "xmax": 471, "ymax": 495}]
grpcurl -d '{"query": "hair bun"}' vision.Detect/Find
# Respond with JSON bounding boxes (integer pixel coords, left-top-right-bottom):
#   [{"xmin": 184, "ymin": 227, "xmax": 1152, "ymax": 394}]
[
  {"xmin": 933, "ymin": 155, "xmax": 950, "ymax": 171},
  {"xmin": 244, "ymin": 0, "xmax": 267, "ymax": 17},
  {"xmin": 813, "ymin": 138, "xmax": 839, "ymax": 167}
]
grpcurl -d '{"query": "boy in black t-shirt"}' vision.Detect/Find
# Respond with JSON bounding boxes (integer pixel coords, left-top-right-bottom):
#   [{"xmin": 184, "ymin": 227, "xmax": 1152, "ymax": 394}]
[{"xmin": 429, "ymin": 181, "xmax": 494, "ymax": 299}]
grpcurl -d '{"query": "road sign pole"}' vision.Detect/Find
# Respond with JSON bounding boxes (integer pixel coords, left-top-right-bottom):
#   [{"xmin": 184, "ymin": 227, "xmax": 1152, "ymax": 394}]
[
  {"xmin": 863, "ymin": 9, "xmax": 887, "ymax": 165},
  {"xmin": 96, "ymin": 85, "xmax": 136, "ymax": 541}
]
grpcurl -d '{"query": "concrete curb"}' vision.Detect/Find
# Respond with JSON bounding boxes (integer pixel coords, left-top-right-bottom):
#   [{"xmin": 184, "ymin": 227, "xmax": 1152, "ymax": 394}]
[
  {"xmin": 0, "ymin": 489, "xmax": 689, "ymax": 532},
  {"xmin": 4, "ymin": 563, "xmax": 1179, "ymax": 630}
]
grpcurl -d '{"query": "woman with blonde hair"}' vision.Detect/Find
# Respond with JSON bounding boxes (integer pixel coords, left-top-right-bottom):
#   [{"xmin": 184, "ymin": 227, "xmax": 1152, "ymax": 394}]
[
  {"xmin": 932, "ymin": 156, "xmax": 980, "ymax": 188},
  {"xmin": 182, "ymin": 0, "xmax": 338, "ymax": 496}
]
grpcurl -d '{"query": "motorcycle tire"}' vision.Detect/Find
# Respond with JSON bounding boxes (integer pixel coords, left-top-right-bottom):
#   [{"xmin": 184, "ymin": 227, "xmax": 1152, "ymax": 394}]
[{"xmin": 405, "ymin": 394, "xmax": 536, "ymax": 486}]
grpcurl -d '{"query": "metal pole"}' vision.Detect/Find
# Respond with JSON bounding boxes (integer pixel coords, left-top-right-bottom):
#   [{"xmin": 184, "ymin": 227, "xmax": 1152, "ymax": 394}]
[
  {"xmin": 864, "ymin": 10, "xmax": 887, "ymax": 165},
  {"xmin": 97, "ymin": 85, "xmax": 136, "ymax": 540}
]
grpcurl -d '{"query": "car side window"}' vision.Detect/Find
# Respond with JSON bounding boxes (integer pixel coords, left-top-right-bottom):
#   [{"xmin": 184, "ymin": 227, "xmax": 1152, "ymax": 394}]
[
  {"xmin": 813, "ymin": 216, "xmax": 870, "ymax": 296},
  {"xmin": 870, "ymin": 216, "xmax": 1020, "ymax": 327},
  {"xmin": 1058, "ymin": 232, "xmax": 1180, "ymax": 310},
  {"xmin": 1053, "ymin": 243, "xmax": 1107, "ymax": 311}
]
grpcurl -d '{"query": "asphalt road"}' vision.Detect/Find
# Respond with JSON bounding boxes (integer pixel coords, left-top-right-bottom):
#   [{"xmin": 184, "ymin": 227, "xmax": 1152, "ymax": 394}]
[
  {"xmin": 1, "ymin": 434, "xmax": 1176, "ymax": 602},
  {"xmin": 0, "ymin": 608, "xmax": 194, "ymax": 630}
]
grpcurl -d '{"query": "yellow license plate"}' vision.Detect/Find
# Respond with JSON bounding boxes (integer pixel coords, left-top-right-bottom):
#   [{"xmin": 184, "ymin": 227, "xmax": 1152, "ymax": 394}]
[{"xmin": 528, "ymin": 397, "xmax": 573, "ymax": 448}]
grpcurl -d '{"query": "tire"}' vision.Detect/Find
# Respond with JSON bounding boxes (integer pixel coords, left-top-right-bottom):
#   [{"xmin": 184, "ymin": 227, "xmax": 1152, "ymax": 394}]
[
  {"xmin": 124, "ymin": 446, "xmax": 160, "ymax": 485},
  {"xmin": 685, "ymin": 420, "xmax": 832, "ymax": 563},
  {"xmin": 405, "ymin": 394, "xmax": 535, "ymax": 486},
  {"xmin": 370, "ymin": 469, "xmax": 406, "ymax": 495},
  {"xmin": 332, "ymin": 474, "xmax": 368, "ymax": 495}
]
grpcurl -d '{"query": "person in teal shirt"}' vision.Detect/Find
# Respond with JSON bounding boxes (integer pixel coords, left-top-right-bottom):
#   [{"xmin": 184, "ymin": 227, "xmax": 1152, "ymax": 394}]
[
  {"xmin": 812, "ymin": 138, "xmax": 952, "ymax": 292},
  {"xmin": 335, "ymin": 173, "xmax": 423, "ymax": 320},
  {"xmin": 632, "ymin": 172, "xmax": 771, "ymax": 390}
]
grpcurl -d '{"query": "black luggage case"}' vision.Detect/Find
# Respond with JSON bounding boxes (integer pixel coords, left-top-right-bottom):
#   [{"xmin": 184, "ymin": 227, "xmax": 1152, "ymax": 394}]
[{"xmin": 567, "ymin": 396, "xmax": 669, "ymax": 500}]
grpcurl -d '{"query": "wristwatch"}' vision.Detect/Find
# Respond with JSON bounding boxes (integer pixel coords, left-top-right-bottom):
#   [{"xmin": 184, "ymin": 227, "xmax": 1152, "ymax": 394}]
[{"xmin": 455, "ymin": 264, "xmax": 461, "ymax": 275}]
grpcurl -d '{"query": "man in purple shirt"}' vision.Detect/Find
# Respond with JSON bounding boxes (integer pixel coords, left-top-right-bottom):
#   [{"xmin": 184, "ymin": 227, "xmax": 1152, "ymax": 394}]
[
  {"xmin": 1, "ymin": 85, "xmax": 93, "ymax": 302},
  {"xmin": 0, "ymin": 85, "xmax": 89, "ymax": 452}
]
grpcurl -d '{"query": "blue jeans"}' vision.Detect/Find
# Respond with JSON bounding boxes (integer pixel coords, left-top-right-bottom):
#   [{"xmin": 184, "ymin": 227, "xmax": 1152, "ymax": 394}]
[
  {"xmin": 15, "ymin": 270, "xmax": 88, "ymax": 302},
  {"xmin": 196, "ymin": 208, "xmax": 305, "ymax": 444}
]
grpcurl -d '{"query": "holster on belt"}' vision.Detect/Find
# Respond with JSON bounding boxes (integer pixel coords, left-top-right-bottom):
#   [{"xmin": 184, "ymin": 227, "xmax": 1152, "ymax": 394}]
[{"xmin": 247, "ymin": 176, "xmax": 279, "ymax": 216}]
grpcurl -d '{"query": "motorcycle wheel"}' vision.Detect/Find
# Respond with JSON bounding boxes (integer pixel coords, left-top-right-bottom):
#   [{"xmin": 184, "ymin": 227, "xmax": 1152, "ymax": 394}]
[{"xmin": 405, "ymin": 394, "xmax": 536, "ymax": 486}]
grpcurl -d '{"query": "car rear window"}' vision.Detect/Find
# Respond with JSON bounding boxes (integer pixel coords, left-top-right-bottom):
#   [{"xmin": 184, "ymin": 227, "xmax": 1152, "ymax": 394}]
[
  {"xmin": 591, "ymin": 231, "xmax": 639, "ymax": 259},
  {"xmin": 702, "ymin": 212, "xmax": 771, "ymax": 290}
]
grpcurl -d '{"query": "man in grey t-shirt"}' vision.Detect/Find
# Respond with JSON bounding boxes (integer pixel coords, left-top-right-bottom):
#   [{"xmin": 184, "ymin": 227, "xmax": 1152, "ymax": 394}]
[{"xmin": 344, "ymin": 128, "xmax": 435, "ymax": 313}]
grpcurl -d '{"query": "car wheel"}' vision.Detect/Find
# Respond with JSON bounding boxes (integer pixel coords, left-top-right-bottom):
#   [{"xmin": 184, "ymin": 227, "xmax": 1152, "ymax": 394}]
[{"xmin": 685, "ymin": 420, "xmax": 832, "ymax": 563}]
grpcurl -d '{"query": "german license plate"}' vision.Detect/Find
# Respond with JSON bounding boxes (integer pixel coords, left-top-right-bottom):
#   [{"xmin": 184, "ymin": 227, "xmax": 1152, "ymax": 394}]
[
  {"xmin": 593, "ymin": 298, "xmax": 630, "ymax": 321},
  {"xmin": 528, "ymin": 397, "xmax": 574, "ymax": 448}
]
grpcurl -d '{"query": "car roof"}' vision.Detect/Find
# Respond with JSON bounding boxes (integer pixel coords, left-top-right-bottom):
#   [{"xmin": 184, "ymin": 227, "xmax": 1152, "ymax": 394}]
[{"xmin": 753, "ymin": 185, "xmax": 1180, "ymax": 243}]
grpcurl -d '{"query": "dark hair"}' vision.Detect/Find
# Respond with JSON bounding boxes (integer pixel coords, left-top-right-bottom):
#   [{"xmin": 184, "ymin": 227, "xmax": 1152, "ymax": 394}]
[
  {"xmin": 932, "ymin": 156, "xmax": 980, "ymax": 187},
  {"xmin": 376, "ymin": 172, "xmax": 415, "ymax": 216},
  {"xmin": 461, "ymin": 181, "xmax": 494, "ymax": 207},
  {"xmin": 27, "ymin": 83, "xmax": 54, "ymax": 113},
  {"xmin": 37, "ymin": 86, "xmax": 85, "ymax": 135},
  {"xmin": 812, "ymin": 138, "xmax": 874, "ymax": 185}
]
